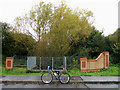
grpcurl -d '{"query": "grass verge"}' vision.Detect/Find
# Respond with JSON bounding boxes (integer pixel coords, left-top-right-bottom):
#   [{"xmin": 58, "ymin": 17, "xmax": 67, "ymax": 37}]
[{"xmin": 2, "ymin": 63, "xmax": 120, "ymax": 76}]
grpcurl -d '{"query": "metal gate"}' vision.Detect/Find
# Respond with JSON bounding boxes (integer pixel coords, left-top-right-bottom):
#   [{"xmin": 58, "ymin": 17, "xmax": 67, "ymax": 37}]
[
  {"xmin": 27, "ymin": 56, "xmax": 36, "ymax": 70},
  {"xmin": 27, "ymin": 56, "xmax": 81, "ymax": 71},
  {"xmin": 35, "ymin": 57, "xmax": 64, "ymax": 70}
]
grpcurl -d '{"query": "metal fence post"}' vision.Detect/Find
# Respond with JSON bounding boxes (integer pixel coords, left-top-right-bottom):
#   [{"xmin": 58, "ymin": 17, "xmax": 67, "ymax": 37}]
[
  {"xmin": 35, "ymin": 56, "xmax": 36, "ymax": 65},
  {"xmin": 52, "ymin": 57, "xmax": 54, "ymax": 70},
  {"xmin": 27, "ymin": 57, "xmax": 28, "ymax": 70},
  {"xmin": 65, "ymin": 56, "xmax": 67, "ymax": 70},
  {"xmin": 40, "ymin": 57, "xmax": 41, "ymax": 70}
]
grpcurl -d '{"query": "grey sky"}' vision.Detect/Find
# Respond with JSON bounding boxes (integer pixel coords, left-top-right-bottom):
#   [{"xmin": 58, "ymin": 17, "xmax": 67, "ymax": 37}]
[{"xmin": 0, "ymin": 0, "xmax": 119, "ymax": 36}]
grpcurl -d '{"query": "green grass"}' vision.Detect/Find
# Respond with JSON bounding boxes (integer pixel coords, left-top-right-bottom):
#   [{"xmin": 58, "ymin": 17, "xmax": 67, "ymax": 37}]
[
  {"xmin": 2, "ymin": 66, "xmax": 43, "ymax": 75},
  {"xmin": 68, "ymin": 66, "xmax": 119, "ymax": 76},
  {"xmin": 2, "ymin": 63, "xmax": 120, "ymax": 76},
  {"xmin": 68, "ymin": 63, "xmax": 120, "ymax": 76},
  {"xmin": 0, "ymin": 66, "xmax": 2, "ymax": 75}
]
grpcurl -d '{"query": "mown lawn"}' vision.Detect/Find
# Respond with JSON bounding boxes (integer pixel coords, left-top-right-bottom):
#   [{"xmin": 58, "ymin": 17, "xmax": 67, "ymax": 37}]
[{"xmin": 1, "ymin": 63, "xmax": 120, "ymax": 76}]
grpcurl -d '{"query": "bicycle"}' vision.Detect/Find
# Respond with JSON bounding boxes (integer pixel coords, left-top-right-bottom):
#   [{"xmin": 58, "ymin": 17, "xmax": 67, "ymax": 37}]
[{"xmin": 41, "ymin": 66, "xmax": 71, "ymax": 84}]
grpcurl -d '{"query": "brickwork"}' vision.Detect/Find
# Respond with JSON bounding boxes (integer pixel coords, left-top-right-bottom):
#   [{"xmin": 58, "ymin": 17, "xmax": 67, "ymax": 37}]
[
  {"xmin": 6, "ymin": 57, "xmax": 13, "ymax": 70},
  {"xmin": 80, "ymin": 52, "xmax": 109, "ymax": 72}
]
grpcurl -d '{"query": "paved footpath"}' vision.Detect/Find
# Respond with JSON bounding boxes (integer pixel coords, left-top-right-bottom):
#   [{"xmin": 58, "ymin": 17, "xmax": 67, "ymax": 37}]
[
  {"xmin": 1, "ymin": 75, "xmax": 120, "ymax": 83},
  {"xmin": 1, "ymin": 83, "xmax": 120, "ymax": 89},
  {"xmin": 0, "ymin": 75, "xmax": 120, "ymax": 89},
  {"xmin": 1, "ymin": 75, "xmax": 83, "ymax": 83},
  {"xmin": 81, "ymin": 76, "xmax": 120, "ymax": 83}
]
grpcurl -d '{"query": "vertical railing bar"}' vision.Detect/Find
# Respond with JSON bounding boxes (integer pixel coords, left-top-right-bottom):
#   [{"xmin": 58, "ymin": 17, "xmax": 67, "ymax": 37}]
[
  {"xmin": 64, "ymin": 56, "xmax": 66, "ymax": 70},
  {"xmin": 27, "ymin": 57, "xmax": 28, "ymax": 70},
  {"xmin": 40, "ymin": 57, "xmax": 41, "ymax": 70},
  {"xmin": 35, "ymin": 56, "xmax": 36, "ymax": 65},
  {"xmin": 52, "ymin": 57, "xmax": 54, "ymax": 70}
]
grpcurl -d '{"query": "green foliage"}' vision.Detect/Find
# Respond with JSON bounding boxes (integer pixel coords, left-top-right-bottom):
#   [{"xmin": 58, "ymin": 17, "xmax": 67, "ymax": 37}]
[
  {"xmin": 1, "ymin": 22, "xmax": 36, "ymax": 62},
  {"xmin": 12, "ymin": 33, "xmax": 36, "ymax": 56},
  {"xmin": 107, "ymin": 28, "xmax": 120, "ymax": 64},
  {"xmin": 86, "ymin": 28, "xmax": 106, "ymax": 58},
  {"xmin": 1, "ymin": 22, "xmax": 15, "ymax": 57}
]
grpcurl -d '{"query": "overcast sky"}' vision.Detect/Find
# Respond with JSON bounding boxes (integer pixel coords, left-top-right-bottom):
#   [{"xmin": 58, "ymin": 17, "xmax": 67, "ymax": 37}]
[{"xmin": 0, "ymin": 0, "xmax": 119, "ymax": 36}]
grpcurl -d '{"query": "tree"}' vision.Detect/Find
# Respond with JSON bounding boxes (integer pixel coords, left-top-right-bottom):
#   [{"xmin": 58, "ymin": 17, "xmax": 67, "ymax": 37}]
[
  {"xmin": 13, "ymin": 2, "xmax": 53, "ymax": 57},
  {"xmin": 23, "ymin": 2, "xmax": 53, "ymax": 42},
  {"xmin": 1, "ymin": 22, "xmax": 15, "ymax": 57},
  {"xmin": 86, "ymin": 28, "xmax": 106, "ymax": 58},
  {"xmin": 108, "ymin": 28, "xmax": 120, "ymax": 64},
  {"xmin": 13, "ymin": 33, "xmax": 36, "ymax": 56},
  {"xmin": 13, "ymin": 1, "xmax": 94, "ymax": 57},
  {"xmin": 48, "ymin": 1, "xmax": 94, "ymax": 56},
  {"xmin": 1, "ymin": 22, "xmax": 36, "ymax": 57}
]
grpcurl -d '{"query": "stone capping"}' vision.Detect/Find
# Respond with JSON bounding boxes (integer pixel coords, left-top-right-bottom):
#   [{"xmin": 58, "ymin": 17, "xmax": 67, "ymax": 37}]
[{"xmin": 6, "ymin": 57, "xmax": 14, "ymax": 59}]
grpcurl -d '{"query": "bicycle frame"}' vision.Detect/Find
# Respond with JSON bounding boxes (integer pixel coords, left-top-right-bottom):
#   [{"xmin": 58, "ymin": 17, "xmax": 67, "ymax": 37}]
[{"xmin": 48, "ymin": 69, "xmax": 60, "ymax": 80}]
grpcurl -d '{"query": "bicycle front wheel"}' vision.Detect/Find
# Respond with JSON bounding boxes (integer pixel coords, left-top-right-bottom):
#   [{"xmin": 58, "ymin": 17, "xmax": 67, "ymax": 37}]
[
  {"xmin": 41, "ymin": 72, "xmax": 53, "ymax": 84},
  {"xmin": 59, "ymin": 73, "xmax": 70, "ymax": 84}
]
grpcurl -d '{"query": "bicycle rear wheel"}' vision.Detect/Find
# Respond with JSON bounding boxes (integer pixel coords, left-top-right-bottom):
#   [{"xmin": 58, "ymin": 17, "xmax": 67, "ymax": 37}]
[
  {"xmin": 59, "ymin": 73, "xmax": 70, "ymax": 84},
  {"xmin": 41, "ymin": 72, "xmax": 53, "ymax": 84}
]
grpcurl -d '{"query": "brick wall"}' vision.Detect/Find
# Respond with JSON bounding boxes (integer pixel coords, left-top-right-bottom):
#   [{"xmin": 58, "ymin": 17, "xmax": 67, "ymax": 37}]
[{"xmin": 80, "ymin": 52, "xmax": 109, "ymax": 72}]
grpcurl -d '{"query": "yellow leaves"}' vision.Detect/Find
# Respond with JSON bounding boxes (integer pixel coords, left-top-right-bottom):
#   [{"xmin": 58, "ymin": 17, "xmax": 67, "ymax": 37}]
[
  {"xmin": 40, "ymin": 1, "xmax": 44, "ymax": 5},
  {"xmin": 114, "ymin": 43, "xmax": 120, "ymax": 48},
  {"xmin": 86, "ymin": 11, "xmax": 93, "ymax": 17},
  {"xmin": 73, "ymin": 58, "xmax": 78, "ymax": 64}
]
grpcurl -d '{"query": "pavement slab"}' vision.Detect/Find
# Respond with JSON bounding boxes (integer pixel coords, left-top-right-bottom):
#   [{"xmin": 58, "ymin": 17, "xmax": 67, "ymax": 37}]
[
  {"xmin": 2, "ymin": 84, "xmax": 26, "ymax": 88},
  {"xmin": 80, "ymin": 76, "xmax": 120, "ymax": 82},
  {"xmin": 2, "ymin": 83, "xmax": 88, "ymax": 88},
  {"xmin": 2, "ymin": 75, "xmax": 41, "ymax": 81},
  {"xmin": 2, "ymin": 75, "xmax": 83, "ymax": 82},
  {"xmin": 0, "ymin": 84, "xmax": 2, "ymax": 90},
  {"xmin": 85, "ymin": 84, "xmax": 120, "ymax": 88},
  {"xmin": 1, "ymin": 83, "xmax": 120, "ymax": 89}
]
